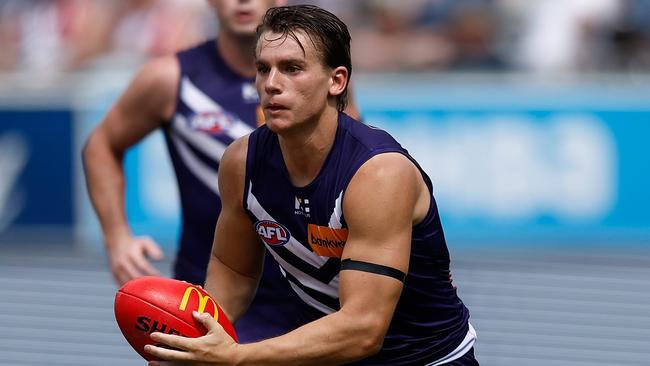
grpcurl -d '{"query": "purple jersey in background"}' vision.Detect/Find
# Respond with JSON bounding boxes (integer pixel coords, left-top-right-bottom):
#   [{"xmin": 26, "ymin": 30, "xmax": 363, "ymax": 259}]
[{"xmin": 164, "ymin": 39, "xmax": 303, "ymax": 342}]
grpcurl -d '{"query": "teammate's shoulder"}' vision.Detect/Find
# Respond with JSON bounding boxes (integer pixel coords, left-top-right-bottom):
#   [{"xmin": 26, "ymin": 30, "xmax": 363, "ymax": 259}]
[
  {"xmin": 137, "ymin": 39, "xmax": 213, "ymax": 84},
  {"xmin": 135, "ymin": 55, "xmax": 180, "ymax": 89},
  {"xmin": 146, "ymin": 55, "xmax": 179, "ymax": 72}
]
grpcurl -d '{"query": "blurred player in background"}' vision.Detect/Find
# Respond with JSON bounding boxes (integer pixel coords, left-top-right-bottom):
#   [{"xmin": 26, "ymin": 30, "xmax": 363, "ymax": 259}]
[
  {"xmin": 146, "ymin": 4, "xmax": 477, "ymax": 365},
  {"xmin": 83, "ymin": 0, "xmax": 361, "ymax": 343}
]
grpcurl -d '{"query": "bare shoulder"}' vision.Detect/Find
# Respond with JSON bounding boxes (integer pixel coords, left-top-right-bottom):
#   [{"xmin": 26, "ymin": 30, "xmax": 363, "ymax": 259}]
[
  {"xmin": 345, "ymin": 152, "xmax": 427, "ymax": 226},
  {"xmin": 93, "ymin": 55, "xmax": 180, "ymax": 149},
  {"xmin": 218, "ymin": 135, "xmax": 251, "ymax": 202},
  {"xmin": 120, "ymin": 55, "xmax": 180, "ymax": 121},
  {"xmin": 135, "ymin": 55, "xmax": 180, "ymax": 90},
  {"xmin": 221, "ymin": 135, "xmax": 250, "ymax": 172},
  {"xmin": 352, "ymin": 152, "xmax": 420, "ymax": 188}
]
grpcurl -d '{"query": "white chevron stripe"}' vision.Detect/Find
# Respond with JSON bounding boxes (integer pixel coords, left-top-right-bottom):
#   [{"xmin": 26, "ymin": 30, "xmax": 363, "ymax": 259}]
[
  {"xmin": 180, "ymin": 77, "xmax": 254, "ymax": 140},
  {"xmin": 246, "ymin": 181, "xmax": 342, "ymax": 314},
  {"xmin": 170, "ymin": 134, "xmax": 219, "ymax": 196},
  {"xmin": 171, "ymin": 114, "xmax": 228, "ymax": 161},
  {"xmin": 288, "ymin": 280, "xmax": 336, "ymax": 315},
  {"xmin": 246, "ymin": 184, "xmax": 327, "ymax": 268},
  {"xmin": 263, "ymin": 243, "xmax": 339, "ymax": 298},
  {"xmin": 180, "ymin": 76, "xmax": 226, "ymax": 113},
  {"xmin": 328, "ymin": 190, "xmax": 344, "ymax": 229}
]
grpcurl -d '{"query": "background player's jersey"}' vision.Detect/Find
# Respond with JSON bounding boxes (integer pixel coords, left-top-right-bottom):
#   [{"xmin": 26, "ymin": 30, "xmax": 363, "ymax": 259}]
[
  {"xmin": 244, "ymin": 113, "xmax": 475, "ymax": 364},
  {"xmin": 164, "ymin": 40, "xmax": 303, "ymax": 342},
  {"xmin": 165, "ymin": 39, "xmax": 259, "ymax": 283}
]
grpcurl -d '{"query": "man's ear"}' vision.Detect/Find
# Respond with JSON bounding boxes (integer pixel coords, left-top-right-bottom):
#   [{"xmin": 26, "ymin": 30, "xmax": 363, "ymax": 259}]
[{"xmin": 329, "ymin": 66, "xmax": 348, "ymax": 97}]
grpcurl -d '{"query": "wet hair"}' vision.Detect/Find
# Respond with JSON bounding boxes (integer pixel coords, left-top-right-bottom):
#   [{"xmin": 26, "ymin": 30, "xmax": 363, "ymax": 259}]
[{"xmin": 256, "ymin": 5, "xmax": 352, "ymax": 112}]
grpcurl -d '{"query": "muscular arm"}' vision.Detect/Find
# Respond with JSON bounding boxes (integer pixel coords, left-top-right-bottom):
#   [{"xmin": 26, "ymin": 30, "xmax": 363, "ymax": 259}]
[
  {"xmin": 82, "ymin": 56, "xmax": 179, "ymax": 284},
  {"xmin": 233, "ymin": 153, "xmax": 430, "ymax": 365},
  {"xmin": 203, "ymin": 136, "xmax": 265, "ymax": 324}
]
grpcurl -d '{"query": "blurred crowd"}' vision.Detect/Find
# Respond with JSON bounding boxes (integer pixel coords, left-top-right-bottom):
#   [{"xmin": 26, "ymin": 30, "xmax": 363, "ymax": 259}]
[{"xmin": 1, "ymin": 0, "xmax": 650, "ymax": 75}]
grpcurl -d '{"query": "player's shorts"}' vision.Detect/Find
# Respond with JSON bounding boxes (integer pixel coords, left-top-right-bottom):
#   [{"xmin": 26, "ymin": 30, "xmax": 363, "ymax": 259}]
[{"xmin": 444, "ymin": 347, "xmax": 479, "ymax": 365}]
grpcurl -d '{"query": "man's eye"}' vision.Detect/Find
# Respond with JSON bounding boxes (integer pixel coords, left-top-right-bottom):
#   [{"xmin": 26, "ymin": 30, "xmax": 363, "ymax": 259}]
[
  {"xmin": 286, "ymin": 65, "xmax": 300, "ymax": 73},
  {"xmin": 257, "ymin": 66, "xmax": 269, "ymax": 73}
]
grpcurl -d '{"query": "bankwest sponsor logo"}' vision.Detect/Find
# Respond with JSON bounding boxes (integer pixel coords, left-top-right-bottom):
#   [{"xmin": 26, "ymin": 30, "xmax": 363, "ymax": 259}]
[
  {"xmin": 178, "ymin": 286, "xmax": 219, "ymax": 320},
  {"xmin": 255, "ymin": 220, "xmax": 291, "ymax": 246},
  {"xmin": 308, "ymin": 224, "xmax": 348, "ymax": 257}
]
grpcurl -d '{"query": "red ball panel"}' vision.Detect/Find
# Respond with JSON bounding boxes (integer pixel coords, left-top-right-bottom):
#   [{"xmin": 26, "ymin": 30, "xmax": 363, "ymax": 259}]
[
  {"xmin": 114, "ymin": 291, "xmax": 205, "ymax": 361},
  {"xmin": 114, "ymin": 277, "xmax": 237, "ymax": 361}
]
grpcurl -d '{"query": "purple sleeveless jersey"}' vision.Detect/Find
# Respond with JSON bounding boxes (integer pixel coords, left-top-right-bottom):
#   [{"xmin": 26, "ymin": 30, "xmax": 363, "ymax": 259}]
[{"xmin": 244, "ymin": 113, "xmax": 475, "ymax": 364}]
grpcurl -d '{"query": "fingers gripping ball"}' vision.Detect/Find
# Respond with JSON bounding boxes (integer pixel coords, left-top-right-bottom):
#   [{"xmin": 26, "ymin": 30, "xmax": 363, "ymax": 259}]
[{"xmin": 114, "ymin": 276, "xmax": 237, "ymax": 361}]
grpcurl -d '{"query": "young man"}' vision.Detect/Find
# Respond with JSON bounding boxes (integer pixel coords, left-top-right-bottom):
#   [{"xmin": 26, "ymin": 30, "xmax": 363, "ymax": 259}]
[
  {"xmin": 83, "ymin": 0, "xmax": 311, "ymax": 343},
  {"xmin": 145, "ymin": 4, "xmax": 478, "ymax": 365}
]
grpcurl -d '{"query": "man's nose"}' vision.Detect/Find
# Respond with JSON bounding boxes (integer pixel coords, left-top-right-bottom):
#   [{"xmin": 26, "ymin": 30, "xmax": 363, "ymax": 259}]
[{"xmin": 264, "ymin": 69, "xmax": 281, "ymax": 94}]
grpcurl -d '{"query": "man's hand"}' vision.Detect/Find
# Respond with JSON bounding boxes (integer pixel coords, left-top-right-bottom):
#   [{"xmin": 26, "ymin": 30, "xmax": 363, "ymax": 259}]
[
  {"xmin": 145, "ymin": 311, "xmax": 241, "ymax": 366},
  {"xmin": 107, "ymin": 235, "xmax": 164, "ymax": 285}
]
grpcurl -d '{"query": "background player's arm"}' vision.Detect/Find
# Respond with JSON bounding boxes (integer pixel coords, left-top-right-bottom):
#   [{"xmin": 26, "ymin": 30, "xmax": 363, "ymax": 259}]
[
  {"xmin": 204, "ymin": 136, "xmax": 265, "ymax": 324},
  {"xmin": 146, "ymin": 153, "xmax": 429, "ymax": 365},
  {"xmin": 82, "ymin": 56, "xmax": 179, "ymax": 285}
]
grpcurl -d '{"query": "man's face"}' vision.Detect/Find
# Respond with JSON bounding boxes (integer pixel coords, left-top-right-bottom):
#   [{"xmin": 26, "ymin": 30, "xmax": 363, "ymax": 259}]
[
  {"xmin": 255, "ymin": 30, "xmax": 334, "ymax": 133},
  {"xmin": 208, "ymin": 0, "xmax": 280, "ymax": 37}
]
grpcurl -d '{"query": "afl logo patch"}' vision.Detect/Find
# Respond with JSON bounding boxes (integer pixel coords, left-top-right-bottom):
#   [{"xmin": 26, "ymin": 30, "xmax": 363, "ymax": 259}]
[
  {"xmin": 190, "ymin": 111, "xmax": 233, "ymax": 134},
  {"xmin": 255, "ymin": 220, "xmax": 291, "ymax": 246}
]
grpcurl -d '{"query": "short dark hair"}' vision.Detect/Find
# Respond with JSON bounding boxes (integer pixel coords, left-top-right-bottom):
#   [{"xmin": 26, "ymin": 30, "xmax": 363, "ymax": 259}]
[{"xmin": 256, "ymin": 5, "xmax": 352, "ymax": 112}]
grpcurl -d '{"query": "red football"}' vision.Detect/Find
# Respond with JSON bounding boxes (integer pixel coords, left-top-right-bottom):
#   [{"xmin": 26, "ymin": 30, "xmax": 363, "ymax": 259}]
[{"xmin": 114, "ymin": 276, "xmax": 237, "ymax": 361}]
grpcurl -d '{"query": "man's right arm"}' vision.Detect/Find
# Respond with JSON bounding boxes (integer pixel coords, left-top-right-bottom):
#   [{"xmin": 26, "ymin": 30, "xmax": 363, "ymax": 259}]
[
  {"xmin": 203, "ymin": 136, "xmax": 265, "ymax": 324},
  {"xmin": 82, "ymin": 56, "xmax": 179, "ymax": 285}
]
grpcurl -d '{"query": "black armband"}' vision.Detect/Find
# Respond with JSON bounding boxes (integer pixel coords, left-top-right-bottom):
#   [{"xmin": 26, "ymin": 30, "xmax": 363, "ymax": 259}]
[{"xmin": 340, "ymin": 258, "xmax": 406, "ymax": 282}]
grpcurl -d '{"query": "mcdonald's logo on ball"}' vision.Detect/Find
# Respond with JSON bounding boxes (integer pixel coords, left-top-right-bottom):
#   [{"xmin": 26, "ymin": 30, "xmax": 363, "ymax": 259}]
[
  {"xmin": 114, "ymin": 277, "xmax": 238, "ymax": 361},
  {"xmin": 178, "ymin": 286, "xmax": 219, "ymax": 320}
]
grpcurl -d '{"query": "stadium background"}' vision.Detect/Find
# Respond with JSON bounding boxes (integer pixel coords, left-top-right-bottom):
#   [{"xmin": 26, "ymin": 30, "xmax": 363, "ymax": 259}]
[{"xmin": 1, "ymin": 0, "xmax": 649, "ymax": 365}]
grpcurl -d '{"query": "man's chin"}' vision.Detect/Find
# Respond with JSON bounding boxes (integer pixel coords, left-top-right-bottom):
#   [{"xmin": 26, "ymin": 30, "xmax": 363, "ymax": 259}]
[
  {"xmin": 265, "ymin": 118, "xmax": 295, "ymax": 134},
  {"xmin": 228, "ymin": 24, "xmax": 259, "ymax": 39}
]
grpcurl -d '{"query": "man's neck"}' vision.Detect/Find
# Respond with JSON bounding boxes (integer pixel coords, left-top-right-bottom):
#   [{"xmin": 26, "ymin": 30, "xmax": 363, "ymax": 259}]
[
  {"xmin": 216, "ymin": 33, "xmax": 257, "ymax": 78},
  {"xmin": 278, "ymin": 108, "xmax": 339, "ymax": 187}
]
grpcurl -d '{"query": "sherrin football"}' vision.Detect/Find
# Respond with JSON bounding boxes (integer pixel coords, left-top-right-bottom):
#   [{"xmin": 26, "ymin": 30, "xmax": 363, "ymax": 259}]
[{"xmin": 114, "ymin": 276, "xmax": 237, "ymax": 361}]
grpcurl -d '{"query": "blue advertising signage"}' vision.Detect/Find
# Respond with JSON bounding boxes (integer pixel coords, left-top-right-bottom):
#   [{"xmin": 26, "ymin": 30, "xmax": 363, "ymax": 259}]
[
  {"xmin": 0, "ymin": 109, "xmax": 74, "ymax": 236},
  {"xmin": 357, "ymin": 77, "xmax": 650, "ymax": 244}
]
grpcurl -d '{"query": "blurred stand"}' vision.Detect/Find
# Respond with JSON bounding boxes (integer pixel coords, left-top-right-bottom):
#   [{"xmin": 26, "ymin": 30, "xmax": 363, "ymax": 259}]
[
  {"xmin": 2, "ymin": 0, "xmax": 650, "ymax": 74},
  {"xmin": 0, "ymin": 0, "xmax": 213, "ymax": 75},
  {"xmin": 337, "ymin": 0, "xmax": 650, "ymax": 74}
]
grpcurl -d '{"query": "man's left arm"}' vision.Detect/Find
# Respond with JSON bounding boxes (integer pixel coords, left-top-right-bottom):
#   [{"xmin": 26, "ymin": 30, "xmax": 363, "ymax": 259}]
[{"xmin": 145, "ymin": 152, "xmax": 429, "ymax": 366}]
